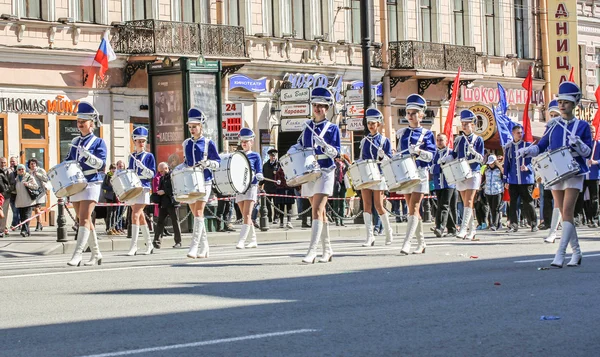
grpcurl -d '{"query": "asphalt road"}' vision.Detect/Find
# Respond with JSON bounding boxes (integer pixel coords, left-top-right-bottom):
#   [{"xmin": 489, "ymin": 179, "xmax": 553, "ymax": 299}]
[{"xmin": 1, "ymin": 227, "xmax": 599, "ymax": 357}]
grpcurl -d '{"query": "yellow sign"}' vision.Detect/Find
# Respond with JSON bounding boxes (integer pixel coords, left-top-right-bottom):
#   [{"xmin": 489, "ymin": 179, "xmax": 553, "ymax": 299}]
[
  {"xmin": 546, "ymin": 0, "xmax": 579, "ymax": 94},
  {"xmin": 469, "ymin": 105, "xmax": 497, "ymax": 141}
]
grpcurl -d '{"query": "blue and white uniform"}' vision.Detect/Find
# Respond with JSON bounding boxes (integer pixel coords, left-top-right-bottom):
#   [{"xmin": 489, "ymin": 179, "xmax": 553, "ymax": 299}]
[
  {"xmin": 127, "ymin": 150, "xmax": 156, "ymax": 205},
  {"xmin": 235, "ymin": 128, "xmax": 262, "ymax": 202},
  {"xmin": 182, "ymin": 135, "xmax": 221, "ymax": 203},
  {"xmin": 359, "ymin": 132, "xmax": 392, "ymax": 191},
  {"xmin": 431, "ymin": 147, "xmax": 455, "ymax": 190},
  {"xmin": 586, "ymin": 140, "xmax": 600, "ymax": 180},
  {"xmin": 451, "ymin": 132, "xmax": 485, "ymax": 192},
  {"xmin": 66, "ymin": 133, "xmax": 107, "ymax": 203},
  {"xmin": 503, "ymin": 140, "xmax": 535, "ymax": 185},
  {"xmin": 396, "ymin": 126, "xmax": 435, "ymax": 194}
]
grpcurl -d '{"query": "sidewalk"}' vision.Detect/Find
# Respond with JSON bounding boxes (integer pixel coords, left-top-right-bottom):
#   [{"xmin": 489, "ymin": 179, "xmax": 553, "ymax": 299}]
[{"xmin": 0, "ymin": 220, "xmax": 415, "ymax": 257}]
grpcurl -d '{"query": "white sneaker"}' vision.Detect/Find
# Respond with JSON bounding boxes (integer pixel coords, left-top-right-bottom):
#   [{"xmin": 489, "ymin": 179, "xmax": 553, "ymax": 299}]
[{"xmin": 286, "ymin": 222, "xmax": 293, "ymax": 229}]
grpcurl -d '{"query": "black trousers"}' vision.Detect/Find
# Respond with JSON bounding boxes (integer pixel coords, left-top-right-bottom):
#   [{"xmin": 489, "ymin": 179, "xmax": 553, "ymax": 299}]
[
  {"xmin": 576, "ymin": 179, "xmax": 599, "ymax": 223},
  {"xmin": 18, "ymin": 206, "xmax": 32, "ymax": 235},
  {"xmin": 509, "ymin": 184, "xmax": 537, "ymax": 226},
  {"xmin": 486, "ymin": 193, "xmax": 503, "ymax": 228},
  {"xmin": 265, "ymin": 190, "xmax": 276, "ymax": 221},
  {"xmin": 543, "ymin": 189, "xmax": 554, "ymax": 225},
  {"xmin": 434, "ymin": 188, "xmax": 457, "ymax": 234},
  {"xmin": 216, "ymin": 198, "xmax": 232, "ymax": 230},
  {"xmin": 475, "ymin": 194, "xmax": 489, "ymax": 226},
  {"xmin": 153, "ymin": 205, "xmax": 182, "ymax": 246}
]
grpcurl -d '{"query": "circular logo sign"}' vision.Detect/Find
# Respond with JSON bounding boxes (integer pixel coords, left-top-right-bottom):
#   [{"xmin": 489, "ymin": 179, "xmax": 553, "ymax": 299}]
[{"xmin": 469, "ymin": 105, "xmax": 497, "ymax": 141}]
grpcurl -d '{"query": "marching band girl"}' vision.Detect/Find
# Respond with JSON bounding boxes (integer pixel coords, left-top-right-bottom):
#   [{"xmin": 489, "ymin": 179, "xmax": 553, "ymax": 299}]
[
  {"xmin": 543, "ymin": 99, "xmax": 562, "ymax": 243},
  {"xmin": 184, "ymin": 108, "xmax": 221, "ymax": 258},
  {"xmin": 396, "ymin": 94, "xmax": 436, "ymax": 255},
  {"xmin": 126, "ymin": 127, "xmax": 156, "ymax": 256},
  {"xmin": 441, "ymin": 109, "xmax": 485, "ymax": 241},
  {"xmin": 518, "ymin": 82, "xmax": 592, "ymax": 267},
  {"xmin": 359, "ymin": 108, "xmax": 393, "ymax": 247},
  {"xmin": 289, "ymin": 88, "xmax": 340, "ymax": 263},
  {"xmin": 235, "ymin": 128, "xmax": 263, "ymax": 249},
  {"xmin": 66, "ymin": 102, "xmax": 107, "ymax": 266}
]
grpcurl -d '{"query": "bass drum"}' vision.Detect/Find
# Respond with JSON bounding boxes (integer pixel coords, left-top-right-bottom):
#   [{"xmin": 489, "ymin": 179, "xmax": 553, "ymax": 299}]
[{"xmin": 213, "ymin": 151, "xmax": 252, "ymax": 195}]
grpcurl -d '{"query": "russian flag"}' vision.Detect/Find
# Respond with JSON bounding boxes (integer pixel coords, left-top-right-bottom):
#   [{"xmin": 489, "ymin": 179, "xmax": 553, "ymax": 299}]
[{"xmin": 94, "ymin": 32, "xmax": 116, "ymax": 80}]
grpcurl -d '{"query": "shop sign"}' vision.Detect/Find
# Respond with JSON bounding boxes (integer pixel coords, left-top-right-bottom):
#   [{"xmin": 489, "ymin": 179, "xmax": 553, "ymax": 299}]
[
  {"xmin": 0, "ymin": 95, "xmax": 79, "ymax": 114},
  {"xmin": 346, "ymin": 118, "xmax": 364, "ymax": 131},
  {"xmin": 345, "ymin": 89, "xmax": 376, "ymax": 103},
  {"xmin": 346, "ymin": 104, "xmax": 364, "ymax": 117},
  {"xmin": 282, "ymin": 73, "xmax": 344, "ymax": 102},
  {"xmin": 349, "ymin": 81, "xmax": 383, "ymax": 97},
  {"xmin": 575, "ymin": 105, "xmax": 596, "ymax": 122},
  {"xmin": 222, "ymin": 103, "xmax": 243, "ymax": 137},
  {"xmin": 469, "ymin": 105, "xmax": 497, "ymax": 141},
  {"xmin": 281, "ymin": 118, "xmax": 310, "ymax": 132},
  {"xmin": 461, "ymin": 86, "xmax": 544, "ymax": 106},
  {"xmin": 547, "ymin": 0, "xmax": 579, "ymax": 94},
  {"xmin": 280, "ymin": 88, "xmax": 311, "ymax": 102},
  {"xmin": 281, "ymin": 103, "xmax": 311, "ymax": 117},
  {"xmin": 229, "ymin": 74, "xmax": 268, "ymax": 93}
]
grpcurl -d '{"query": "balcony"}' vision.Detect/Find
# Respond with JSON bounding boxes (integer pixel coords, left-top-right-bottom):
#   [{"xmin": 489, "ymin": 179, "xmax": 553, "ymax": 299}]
[
  {"xmin": 111, "ymin": 20, "xmax": 246, "ymax": 58},
  {"xmin": 389, "ymin": 41, "xmax": 476, "ymax": 73}
]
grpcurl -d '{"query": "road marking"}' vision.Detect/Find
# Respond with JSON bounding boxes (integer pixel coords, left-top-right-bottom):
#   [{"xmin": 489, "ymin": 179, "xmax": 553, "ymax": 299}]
[
  {"xmin": 75, "ymin": 329, "xmax": 319, "ymax": 357},
  {"xmin": 514, "ymin": 253, "xmax": 600, "ymax": 263}
]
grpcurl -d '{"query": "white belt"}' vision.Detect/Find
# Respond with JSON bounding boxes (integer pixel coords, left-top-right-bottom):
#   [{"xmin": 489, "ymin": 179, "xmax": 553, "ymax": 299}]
[
  {"xmin": 83, "ymin": 169, "xmax": 98, "ymax": 175},
  {"xmin": 316, "ymin": 154, "xmax": 330, "ymax": 160}
]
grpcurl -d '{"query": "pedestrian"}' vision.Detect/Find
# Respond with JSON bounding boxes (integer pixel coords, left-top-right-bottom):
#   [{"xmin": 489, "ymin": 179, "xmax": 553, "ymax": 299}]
[
  {"xmin": 503, "ymin": 124, "xmax": 538, "ymax": 232},
  {"xmin": 483, "ymin": 155, "xmax": 504, "ymax": 231},
  {"xmin": 8, "ymin": 156, "xmax": 20, "ymax": 229},
  {"xmin": 102, "ymin": 164, "xmax": 118, "ymax": 234},
  {"xmin": 274, "ymin": 166, "xmax": 295, "ymax": 229},
  {"xmin": 431, "ymin": 133, "xmax": 457, "ymax": 237},
  {"xmin": 153, "ymin": 162, "xmax": 182, "ymax": 248},
  {"xmin": 397, "ymin": 94, "xmax": 436, "ymax": 254},
  {"xmin": 126, "ymin": 127, "xmax": 156, "ymax": 256},
  {"xmin": 14, "ymin": 164, "xmax": 39, "ymax": 237},
  {"xmin": 332, "ymin": 155, "xmax": 348, "ymax": 226},
  {"xmin": 0, "ymin": 157, "xmax": 11, "ymax": 237},
  {"xmin": 261, "ymin": 148, "xmax": 279, "ymax": 224},
  {"xmin": 215, "ymin": 190, "xmax": 235, "ymax": 232},
  {"xmin": 27, "ymin": 158, "xmax": 48, "ymax": 232},
  {"xmin": 441, "ymin": 109, "xmax": 486, "ymax": 241},
  {"xmin": 359, "ymin": 108, "xmax": 394, "ymax": 246},
  {"xmin": 517, "ymin": 81, "xmax": 590, "ymax": 267}
]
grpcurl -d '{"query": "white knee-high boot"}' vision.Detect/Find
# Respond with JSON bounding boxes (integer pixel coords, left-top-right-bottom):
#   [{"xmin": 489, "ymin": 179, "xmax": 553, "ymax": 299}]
[
  {"xmin": 319, "ymin": 221, "xmax": 333, "ymax": 263},
  {"xmin": 551, "ymin": 221, "xmax": 574, "ymax": 268},
  {"xmin": 236, "ymin": 224, "xmax": 251, "ymax": 249},
  {"xmin": 303, "ymin": 219, "xmax": 323, "ymax": 263},
  {"xmin": 545, "ymin": 208, "xmax": 562, "ymax": 243},
  {"xmin": 457, "ymin": 207, "xmax": 473, "ymax": 239},
  {"xmin": 567, "ymin": 226, "xmax": 582, "ymax": 267},
  {"xmin": 466, "ymin": 214, "xmax": 478, "ymax": 240},
  {"xmin": 381, "ymin": 212, "xmax": 394, "ymax": 245},
  {"xmin": 413, "ymin": 218, "xmax": 426, "ymax": 254},
  {"xmin": 84, "ymin": 229, "xmax": 102, "ymax": 266},
  {"xmin": 362, "ymin": 212, "xmax": 375, "ymax": 247},
  {"xmin": 68, "ymin": 227, "xmax": 90, "ymax": 266},
  {"xmin": 127, "ymin": 225, "xmax": 139, "ymax": 256},
  {"xmin": 400, "ymin": 215, "xmax": 418, "ymax": 255},
  {"xmin": 187, "ymin": 217, "xmax": 202, "ymax": 258},
  {"xmin": 141, "ymin": 225, "xmax": 154, "ymax": 255},
  {"xmin": 245, "ymin": 224, "xmax": 258, "ymax": 248},
  {"xmin": 197, "ymin": 219, "xmax": 209, "ymax": 258}
]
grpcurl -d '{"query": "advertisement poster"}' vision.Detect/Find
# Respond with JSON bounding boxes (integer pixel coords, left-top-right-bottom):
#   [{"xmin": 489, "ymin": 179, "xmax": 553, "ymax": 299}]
[
  {"xmin": 151, "ymin": 74, "xmax": 185, "ymax": 167},
  {"xmin": 189, "ymin": 73, "xmax": 219, "ymax": 146}
]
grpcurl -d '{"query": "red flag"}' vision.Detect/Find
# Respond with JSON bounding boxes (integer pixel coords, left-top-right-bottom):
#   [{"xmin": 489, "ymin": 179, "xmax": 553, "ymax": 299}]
[
  {"xmin": 568, "ymin": 67, "xmax": 575, "ymax": 82},
  {"xmin": 445, "ymin": 67, "xmax": 461, "ymax": 149},
  {"xmin": 592, "ymin": 85, "xmax": 600, "ymax": 140},
  {"xmin": 521, "ymin": 66, "xmax": 533, "ymax": 143}
]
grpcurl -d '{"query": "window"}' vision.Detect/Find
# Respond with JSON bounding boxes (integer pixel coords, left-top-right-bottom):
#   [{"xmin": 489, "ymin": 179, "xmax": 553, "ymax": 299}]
[
  {"xmin": 21, "ymin": 0, "xmax": 41, "ymax": 19},
  {"xmin": 132, "ymin": 0, "xmax": 151, "ymax": 20},
  {"xmin": 485, "ymin": 0, "xmax": 498, "ymax": 55},
  {"xmin": 312, "ymin": 0, "xmax": 324, "ymax": 38},
  {"xmin": 228, "ymin": 0, "xmax": 241, "ymax": 26},
  {"xmin": 21, "ymin": 118, "xmax": 46, "ymax": 140},
  {"xmin": 420, "ymin": 0, "xmax": 432, "ymax": 42},
  {"xmin": 181, "ymin": 0, "xmax": 195, "ymax": 22},
  {"xmin": 454, "ymin": 0, "xmax": 465, "ymax": 45},
  {"xmin": 57, "ymin": 117, "xmax": 79, "ymax": 161},
  {"xmin": 177, "ymin": 0, "xmax": 209, "ymax": 22},
  {"xmin": 282, "ymin": 0, "xmax": 305, "ymax": 39},
  {"xmin": 387, "ymin": 0, "xmax": 404, "ymax": 43},
  {"xmin": 515, "ymin": 0, "xmax": 525, "ymax": 58},
  {"xmin": 263, "ymin": 0, "xmax": 274, "ymax": 36},
  {"xmin": 347, "ymin": 0, "xmax": 360, "ymax": 43},
  {"xmin": 596, "ymin": 48, "xmax": 600, "ymax": 87},
  {"xmin": 76, "ymin": 0, "xmax": 96, "ymax": 23},
  {"xmin": 0, "ymin": 115, "xmax": 6, "ymax": 159}
]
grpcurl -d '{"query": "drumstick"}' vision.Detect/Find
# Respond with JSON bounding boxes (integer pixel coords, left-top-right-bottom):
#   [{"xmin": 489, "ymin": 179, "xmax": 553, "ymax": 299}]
[{"xmin": 261, "ymin": 177, "xmax": 281, "ymax": 185}]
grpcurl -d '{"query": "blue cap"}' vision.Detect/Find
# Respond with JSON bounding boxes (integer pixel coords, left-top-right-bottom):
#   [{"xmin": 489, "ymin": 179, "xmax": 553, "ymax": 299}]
[
  {"xmin": 406, "ymin": 94, "xmax": 427, "ymax": 112},
  {"xmin": 132, "ymin": 126, "xmax": 149, "ymax": 141},
  {"xmin": 187, "ymin": 108, "xmax": 207, "ymax": 124},
  {"xmin": 239, "ymin": 128, "xmax": 255, "ymax": 141},
  {"xmin": 460, "ymin": 109, "xmax": 476, "ymax": 123},
  {"xmin": 365, "ymin": 108, "xmax": 383, "ymax": 123},
  {"xmin": 556, "ymin": 81, "xmax": 581, "ymax": 105},
  {"xmin": 548, "ymin": 99, "xmax": 560, "ymax": 114},
  {"xmin": 311, "ymin": 87, "xmax": 334, "ymax": 106},
  {"xmin": 77, "ymin": 102, "xmax": 100, "ymax": 124}
]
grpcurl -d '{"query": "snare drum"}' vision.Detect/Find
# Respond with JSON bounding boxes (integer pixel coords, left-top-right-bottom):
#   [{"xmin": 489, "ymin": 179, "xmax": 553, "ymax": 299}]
[
  {"xmin": 280, "ymin": 148, "xmax": 321, "ymax": 186},
  {"xmin": 381, "ymin": 155, "xmax": 420, "ymax": 191},
  {"xmin": 347, "ymin": 160, "xmax": 382, "ymax": 190},
  {"xmin": 441, "ymin": 159, "xmax": 473, "ymax": 185},
  {"xmin": 111, "ymin": 170, "xmax": 143, "ymax": 201},
  {"xmin": 213, "ymin": 152, "xmax": 252, "ymax": 195},
  {"xmin": 172, "ymin": 166, "xmax": 206, "ymax": 201},
  {"xmin": 48, "ymin": 161, "xmax": 87, "ymax": 198},
  {"xmin": 532, "ymin": 147, "xmax": 580, "ymax": 187}
]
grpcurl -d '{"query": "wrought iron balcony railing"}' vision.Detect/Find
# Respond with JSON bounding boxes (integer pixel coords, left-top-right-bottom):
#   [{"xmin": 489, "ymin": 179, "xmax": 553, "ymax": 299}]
[
  {"xmin": 111, "ymin": 20, "xmax": 246, "ymax": 57},
  {"xmin": 389, "ymin": 41, "xmax": 476, "ymax": 72}
]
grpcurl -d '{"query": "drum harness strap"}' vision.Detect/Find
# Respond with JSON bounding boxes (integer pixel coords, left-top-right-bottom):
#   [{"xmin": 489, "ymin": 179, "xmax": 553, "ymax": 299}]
[
  {"xmin": 77, "ymin": 135, "xmax": 99, "ymax": 176},
  {"xmin": 401, "ymin": 128, "xmax": 427, "ymax": 162},
  {"xmin": 131, "ymin": 151, "xmax": 148, "ymax": 175},
  {"xmin": 464, "ymin": 135, "xmax": 482, "ymax": 165},
  {"xmin": 360, "ymin": 134, "xmax": 384, "ymax": 161},
  {"xmin": 313, "ymin": 121, "xmax": 332, "ymax": 161}
]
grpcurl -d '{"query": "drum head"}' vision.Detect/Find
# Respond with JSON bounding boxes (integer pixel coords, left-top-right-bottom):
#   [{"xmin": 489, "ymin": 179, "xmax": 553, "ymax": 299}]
[
  {"xmin": 119, "ymin": 187, "xmax": 143, "ymax": 201},
  {"xmin": 227, "ymin": 151, "xmax": 252, "ymax": 194},
  {"xmin": 57, "ymin": 182, "xmax": 87, "ymax": 198}
]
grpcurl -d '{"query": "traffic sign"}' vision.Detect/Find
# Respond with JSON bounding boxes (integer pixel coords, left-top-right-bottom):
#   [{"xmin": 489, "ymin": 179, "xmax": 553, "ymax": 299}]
[{"xmin": 346, "ymin": 104, "xmax": 364, "ymax": 117}]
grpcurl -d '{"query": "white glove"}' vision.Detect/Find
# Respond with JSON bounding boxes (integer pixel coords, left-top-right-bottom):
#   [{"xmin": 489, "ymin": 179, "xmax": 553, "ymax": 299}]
[
  {"xmin": 255, "ymin": 173, "xmax": 264, "ymax": 181},
  {"xmin": 84, "ymin": 153, "xmax": 103, "ymax": 170},
  {"xmin": 567, "ymin": 134, "xmax": 579, "ymax": 147},
  {"xmin": 324, "ymin": 144, "xmax": 338, "ymax": 159},
  {"xmin": 440, "ymin": 155, "xmax": 454, "ymax": 164},
  {"xmin": 516, "ymin": 145, "xmax": 539, "ymax": 159},
  {"xmin": 377, "ymin": 148, "xmax": 386, "ymax": 159},
  {"xmin": 417, "ymin": 150, "xmax": 433, "ymax": 162},
  {"xmin": 467, "ymin": 145, "xmax": 478, "ymax": 156},
  {"xmin": 313, "ymin": 135, "xmax": 327, "ymax": 148},
  {"xmin": 569, "ymin": 135, "xmax": 591, "ymax": 157},
  {"xmin": 77, "ymin": 147, "xmax": 90, "ymax": 159},
  {"xmin": 140, "ymin": 167, "xmax": 154, "ymax": 179},
  {"xmin": 409, "ymin": 144, "xmax": 421, "ymax": 155}
]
